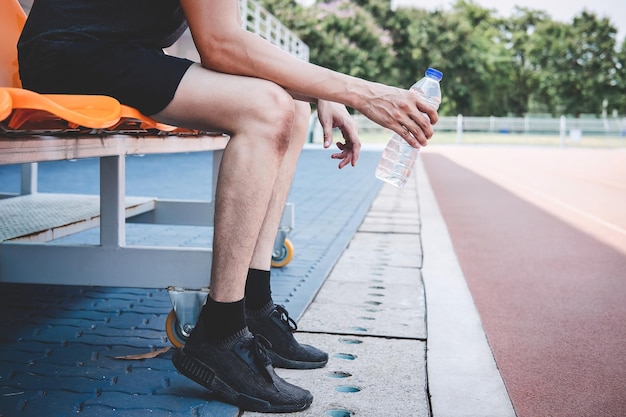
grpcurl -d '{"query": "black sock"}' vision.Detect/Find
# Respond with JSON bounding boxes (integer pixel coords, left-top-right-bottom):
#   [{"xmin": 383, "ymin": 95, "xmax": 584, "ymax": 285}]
[
  {"xmin": 193, "ymin": 296, "xmax": 246, "ymax": 342},
  {"xmin": 245, "ymin": 268, "xmax": 272, "ymax": 311}
]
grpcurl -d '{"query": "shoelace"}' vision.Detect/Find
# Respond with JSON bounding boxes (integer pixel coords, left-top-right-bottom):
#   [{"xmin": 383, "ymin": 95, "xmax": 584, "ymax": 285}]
[
  {"xmin": 275, "ymin": 305, "xmax": 298, "ymax": 333},
  {"xmin": 241, "ymin": 334, "xmax": 274, "ymax": 382}
]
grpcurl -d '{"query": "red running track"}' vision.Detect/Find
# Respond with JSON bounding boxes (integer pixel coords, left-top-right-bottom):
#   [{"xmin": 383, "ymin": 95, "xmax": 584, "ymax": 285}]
[{"xmin": 421, "ymin": 146, "xmax": 626, "ymax": 417}]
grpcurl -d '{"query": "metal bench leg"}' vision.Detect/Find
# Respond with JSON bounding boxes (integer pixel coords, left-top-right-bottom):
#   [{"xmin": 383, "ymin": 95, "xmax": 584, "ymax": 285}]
[
  {"xmin": 20, "ymin": 162, "xmax": 37, "ymax": 195},
  {"xmin": 100, "ymin": 155, "xmax": 125, "ymax": 247}
]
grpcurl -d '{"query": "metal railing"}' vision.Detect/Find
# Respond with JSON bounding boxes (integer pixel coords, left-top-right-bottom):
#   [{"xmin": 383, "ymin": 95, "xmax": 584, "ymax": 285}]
[
  {"xmin": 166, "ymin": 0, "xmax": 309, "ymax": 62},
  {"xmin": 240, "ymin": 0, "xmax": 309, "ymax": 62},
  {"xmin": 352, "ymin": 114, "xmax": 626, "ymax": 137},
  {"xmin": 434, "ymin": 115, "xmax": 626, "ymax": 136}
]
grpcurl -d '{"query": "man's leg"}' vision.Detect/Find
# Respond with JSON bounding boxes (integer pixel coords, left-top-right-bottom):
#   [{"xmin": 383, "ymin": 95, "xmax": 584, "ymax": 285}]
[
  {"xmin": 248, "ymin": 100, "xmax": 310, "ymax": 272},
  {"xmin": 154, "ymin": 64, "xmax": 313, "ymax": 412},
  {"xmin": 244, "ymin": 101, "xmax": 329, "ymax": 369},
  {"xmin": 244, "ymin": 100, "xmax": 308, "ymax": 311},
  {"xmin": 156, "ymin": 63, "xmax": 296, "ymax": 301}
]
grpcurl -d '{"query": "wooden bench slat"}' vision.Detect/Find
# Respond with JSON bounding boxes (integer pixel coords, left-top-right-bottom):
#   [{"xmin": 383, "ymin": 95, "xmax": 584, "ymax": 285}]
[{"xmin": 0, "ymin": 134, "xmax": 229, "ymax": 165}]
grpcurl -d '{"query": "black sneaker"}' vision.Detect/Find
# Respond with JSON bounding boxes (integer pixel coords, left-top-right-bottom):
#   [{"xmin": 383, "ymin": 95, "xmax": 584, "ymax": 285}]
[
  {"xmin": 172, "ymin": 327, "xmax": 313, "ymax": 413},
  {"xmin": 247, "ymin": 303, "xmax": 328, "ymax": 369}
]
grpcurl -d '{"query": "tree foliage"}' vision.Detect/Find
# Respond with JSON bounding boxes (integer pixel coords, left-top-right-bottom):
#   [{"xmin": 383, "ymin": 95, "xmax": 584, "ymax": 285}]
[
  {"xmin": 263, "ymin": 0, "xmax": 396, "ymax": 85},
  {"xmin": 526, "ymin": 11, "xmax": 621, "ymax": 116},
  {"xmin": 260, "ymin": 0, "xmax": 625, "ymax": 116}
]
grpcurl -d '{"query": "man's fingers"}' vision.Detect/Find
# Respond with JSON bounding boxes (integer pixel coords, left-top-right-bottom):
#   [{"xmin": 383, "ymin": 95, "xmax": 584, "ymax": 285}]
[
  {"xmin": 398, "ymin": 127, "xmax": 421, "ymax": 148},
  {"xmin": 322, "ymin": 124, "xmax": 333, "ymax": 148}
]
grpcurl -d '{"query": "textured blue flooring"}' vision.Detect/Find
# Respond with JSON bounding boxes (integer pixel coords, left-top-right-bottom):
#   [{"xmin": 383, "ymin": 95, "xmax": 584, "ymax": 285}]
[{"xmin": 0, "ymin": 148, "xmax": 383, "ymax": 416}]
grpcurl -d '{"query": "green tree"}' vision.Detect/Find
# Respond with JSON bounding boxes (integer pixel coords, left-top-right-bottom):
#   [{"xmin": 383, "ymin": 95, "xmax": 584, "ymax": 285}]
[
  {"xmin": 261, "ymin": 0, "xmax": 624, "ymax": 117},
  {"xmin": 383, "ymin": 7, "xmax": 431, "ymax": 89},
  {"xmin": 614, "ymin": 39, "xmax": 626, "ymax": 115},
  {"xmin": 496, "ymin": 7, "xmax": 550, "ymax": 115},
  {"xmin": 351, "ymin": 0, "xmax": 394, "ymax": 22},
  {"xmin": 263, "ymin": 0, "xmax": 396, "ymax": 85},
  {"xmin": 390, "ymin": 1, "xmax": 511, "ymax": 116},
  {"xmin": 527, "ymin": 11, "xmax": 620, "ymax": 116}
]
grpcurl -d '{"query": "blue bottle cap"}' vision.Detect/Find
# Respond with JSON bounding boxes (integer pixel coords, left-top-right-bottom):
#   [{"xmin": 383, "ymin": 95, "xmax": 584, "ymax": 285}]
[{"xmin": 426, "ymin": 68, "xmax": 443, "ymax": 81}]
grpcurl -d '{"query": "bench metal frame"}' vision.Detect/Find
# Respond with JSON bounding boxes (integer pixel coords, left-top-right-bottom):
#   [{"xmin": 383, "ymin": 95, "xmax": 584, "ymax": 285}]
[{"xmin": 0, "ymin": 134, "xmax": 228, "ymax": 289}]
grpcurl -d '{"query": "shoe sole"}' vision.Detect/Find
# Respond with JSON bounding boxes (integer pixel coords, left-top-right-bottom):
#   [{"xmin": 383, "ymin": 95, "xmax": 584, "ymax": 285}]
[
  {"xmin": 172, "ymin": 348, "xmax": 312, "ymax": 413},
  {"xmin": 268, "ymin": 349, "xmax": 329, "ymax": 369}
]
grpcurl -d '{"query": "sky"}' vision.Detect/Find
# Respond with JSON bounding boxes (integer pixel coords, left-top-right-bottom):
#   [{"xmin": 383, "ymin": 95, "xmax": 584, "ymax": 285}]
[{"xmin": 392, "ymin": 0, "xmax": 626, "ymax": 41}]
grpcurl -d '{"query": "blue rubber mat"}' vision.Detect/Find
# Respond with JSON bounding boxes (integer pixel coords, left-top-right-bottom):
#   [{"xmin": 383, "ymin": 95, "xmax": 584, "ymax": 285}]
[{"xmin": 0, "ymin": 147, "xmax": 383, "ymax": 416}]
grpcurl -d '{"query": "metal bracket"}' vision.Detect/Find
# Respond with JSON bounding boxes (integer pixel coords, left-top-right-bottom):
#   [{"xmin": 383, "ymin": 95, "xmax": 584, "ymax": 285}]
[{"xmin": 167, "ymin": 286, "xmax": 210, "ymax": 338}]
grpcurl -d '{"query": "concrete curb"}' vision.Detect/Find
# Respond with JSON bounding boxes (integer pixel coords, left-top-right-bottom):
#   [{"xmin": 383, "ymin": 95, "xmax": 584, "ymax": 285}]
[{"xmin": 417, "ymin": 158, "xmax": 516, "ymax": 417}]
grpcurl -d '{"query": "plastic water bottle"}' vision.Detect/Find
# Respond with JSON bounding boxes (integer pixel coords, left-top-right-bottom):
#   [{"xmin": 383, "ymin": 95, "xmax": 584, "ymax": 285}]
[{"xmin": 375, "ymin": 68, "xmax": 443, "ymax": 187}]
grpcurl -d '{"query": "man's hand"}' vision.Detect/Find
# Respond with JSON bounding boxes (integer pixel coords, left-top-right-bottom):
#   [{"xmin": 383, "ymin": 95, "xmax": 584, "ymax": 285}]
[
  {"xmin": 356, "ymin": 84, "xmax": 438, "ymax": 149},
  {"xmin": 317, "ymin": 100, "xmax": 361, "ymax": 169}
]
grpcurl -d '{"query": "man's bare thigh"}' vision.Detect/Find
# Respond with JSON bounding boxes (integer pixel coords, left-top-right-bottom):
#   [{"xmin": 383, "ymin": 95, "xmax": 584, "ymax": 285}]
[{"xmin": 153, "ymin": 63, "xmax": 292, "ymax": 134}]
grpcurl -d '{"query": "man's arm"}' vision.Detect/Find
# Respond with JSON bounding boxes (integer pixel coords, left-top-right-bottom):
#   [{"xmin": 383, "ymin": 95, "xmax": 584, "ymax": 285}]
[{"xmin": 179, "ymin": 0, "xmax": 437, "ymax": 147}]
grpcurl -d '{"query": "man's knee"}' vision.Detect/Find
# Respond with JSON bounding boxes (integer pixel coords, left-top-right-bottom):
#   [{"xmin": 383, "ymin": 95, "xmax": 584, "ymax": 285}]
[{"xmin": 254, "ymin": 84, "xmax": 297, "ymax": 154}]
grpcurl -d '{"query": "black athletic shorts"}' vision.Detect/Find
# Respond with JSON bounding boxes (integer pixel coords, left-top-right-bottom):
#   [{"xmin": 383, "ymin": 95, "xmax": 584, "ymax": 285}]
[{"xmin": 18, "ymin": 33, "xmax": 194, "ymax": 116}]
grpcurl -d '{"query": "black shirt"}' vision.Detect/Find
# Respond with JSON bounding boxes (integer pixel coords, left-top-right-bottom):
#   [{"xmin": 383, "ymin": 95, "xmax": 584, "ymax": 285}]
[{"xmin": 19, "ymin": 0, "xmax": 188, "ymax": 49}]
